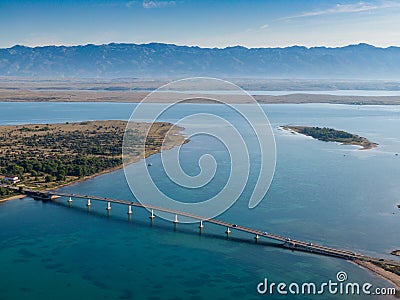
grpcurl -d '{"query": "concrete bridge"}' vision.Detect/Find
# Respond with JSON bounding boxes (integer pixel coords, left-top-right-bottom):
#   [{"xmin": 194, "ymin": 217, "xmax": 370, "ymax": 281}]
[{"xmin": 4, "ymin": 185, "xmax": 400, "ymax": 268}]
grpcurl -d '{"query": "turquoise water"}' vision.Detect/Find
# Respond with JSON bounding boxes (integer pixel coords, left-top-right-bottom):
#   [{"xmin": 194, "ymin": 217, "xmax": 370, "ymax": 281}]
[{"xmin": 0, "ymin": 102, "xmax": 399, "ymax": 299}]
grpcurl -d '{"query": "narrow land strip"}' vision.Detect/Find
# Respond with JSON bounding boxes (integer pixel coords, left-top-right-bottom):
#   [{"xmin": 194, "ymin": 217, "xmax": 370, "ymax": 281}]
[
  {"xmin": 1, "ymin": 89, "xmax": 400, "ymax": 105},
  {"xmin": 353, "ymin": 260, "xmax": 400, "ymax": 292}
]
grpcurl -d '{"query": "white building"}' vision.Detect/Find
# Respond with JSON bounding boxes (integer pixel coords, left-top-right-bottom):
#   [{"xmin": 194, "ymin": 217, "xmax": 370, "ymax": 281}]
[{"xmin": 4, "ymin": 175, "xmax": 20, "ymax": 184}]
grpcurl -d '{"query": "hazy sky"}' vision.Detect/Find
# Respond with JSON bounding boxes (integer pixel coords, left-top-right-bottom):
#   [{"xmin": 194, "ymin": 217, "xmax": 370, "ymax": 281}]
[{"xmin": 1, "ymin": 0, "xmax": 400, "ymax": 48}]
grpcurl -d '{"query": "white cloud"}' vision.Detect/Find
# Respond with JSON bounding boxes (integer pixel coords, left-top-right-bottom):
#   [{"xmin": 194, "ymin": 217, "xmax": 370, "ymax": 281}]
[
  {"xmin": 259, "ymin": 24, "xmax": 269, "ymax": 30},
  {"xmin": 281, "ymin": 1, "xmax": 400, "ymax": 20},
  {"xmin": 142, "ymin": 1, "xmax": 176, "ymax": 9}
]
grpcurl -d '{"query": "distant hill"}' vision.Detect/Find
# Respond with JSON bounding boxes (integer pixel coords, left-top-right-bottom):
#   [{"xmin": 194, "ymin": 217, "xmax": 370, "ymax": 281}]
[{"xmin": 0, "ymin": 43, "xmax": 399, "ymax": 79}]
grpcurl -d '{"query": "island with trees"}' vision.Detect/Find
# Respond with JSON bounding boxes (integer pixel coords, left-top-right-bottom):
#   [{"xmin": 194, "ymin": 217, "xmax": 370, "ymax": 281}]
[
  {"xmin": 0, "ymin": 120, "xmax": 186, "ymax": 198},
  {"xmin": 282, "ymin": 125, "xmax": 378, "ymax": 150}
]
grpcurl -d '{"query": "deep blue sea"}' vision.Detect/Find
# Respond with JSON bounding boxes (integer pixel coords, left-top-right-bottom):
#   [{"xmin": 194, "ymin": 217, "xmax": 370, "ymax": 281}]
[{"xmin": 0, "ymin": 102, "xmax": 399, "ymax": 299}]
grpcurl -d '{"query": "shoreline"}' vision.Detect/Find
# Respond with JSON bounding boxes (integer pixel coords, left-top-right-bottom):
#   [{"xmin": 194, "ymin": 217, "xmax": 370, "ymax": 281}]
[
  {"xmin": 0, "ymin": 99, "xmax": 400, "ymax": 106},
  {"xmin": 0, "ymin": 165, "xmax": 126, "ymax": 203},
  {"xmin": 352, "ymin": 260, "xmax": 400, "ymax": 292},
  {"xmin": 47, "ymin": 164, "xmax": 125, "ymax": 191},
  {"xmin": 0, "ymin": 149, "xmax": 173, "ymax": 203},
  {"xmin": 0, "ymin": 194, "xmax": 25, "ymax": 203},
  {"xmin": 1, "ymin": 89, "xmax": 400, "ymax": 105},
  {"xmin": 46, "ymin": 139, "xmax": 187, "ymax": 192},
  {"xmin": 0, "ymin": 100, "xmax": 399, "ymax": 105},
  {"xmin": 2, "ymin": 141, "xmax": 188, "ymax": 199}
]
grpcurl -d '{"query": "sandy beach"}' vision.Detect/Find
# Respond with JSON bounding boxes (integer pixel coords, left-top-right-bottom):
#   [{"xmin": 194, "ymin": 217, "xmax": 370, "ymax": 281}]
[
  {"xmin": 0, "ymin": 194, "xmax": 25, "ymax": 203},
  {"xmin": 353, "ymin": 260, "xmax": 400, "ymax": 293}
]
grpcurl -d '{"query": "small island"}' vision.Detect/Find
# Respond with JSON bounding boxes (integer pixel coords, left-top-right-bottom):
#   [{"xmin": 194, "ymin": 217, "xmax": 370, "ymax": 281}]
[
  {"xmin": 282, "ymin": 125, "xmax": 378, "ymax": 150},
  {"xmin": 0, "ymin": 120, "xmax": 186, "ymax": 199}
]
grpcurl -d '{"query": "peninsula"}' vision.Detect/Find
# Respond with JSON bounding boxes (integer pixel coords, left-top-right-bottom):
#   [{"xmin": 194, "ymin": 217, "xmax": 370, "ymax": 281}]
[
  {"xmin": 0, "ymin": 120, "xmax": 186, "ymax": 198},
  {"xmin": 282, "ymin": 125, "xmax": 378, "ymax": 150}
]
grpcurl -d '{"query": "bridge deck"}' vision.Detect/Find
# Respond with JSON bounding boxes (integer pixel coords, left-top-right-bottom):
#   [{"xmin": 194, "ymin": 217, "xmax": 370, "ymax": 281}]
[{"xmin": 6, "ymin": 186, "xmax": 400, "ymax": 267}]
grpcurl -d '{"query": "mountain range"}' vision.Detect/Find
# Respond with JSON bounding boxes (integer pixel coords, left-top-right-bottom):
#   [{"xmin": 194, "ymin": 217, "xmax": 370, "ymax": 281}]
[{"xmin": 1, "ymin": 43, "xmax": 399, "ymax": 79}]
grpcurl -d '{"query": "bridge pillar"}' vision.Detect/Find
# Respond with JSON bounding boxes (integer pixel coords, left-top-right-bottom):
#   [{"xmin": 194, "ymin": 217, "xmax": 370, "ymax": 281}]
[
  {"xmin": 67, "ymin": 197, "xmax": 73, "ymax": 204},
  {"xmin": 86, "ymin": 199, "xmax": 91, "ymax": 207},
  {"xmin": 255, "ymin": 234, "xmax": 260, "ymax": 242},
  {"xmin": 225, "ymin": 227, "xmax": 231, "ymax": 235},
  {"xmin": 173, "ymin": 214, "xmax": 179, "ymax": 224},
  {"xmin": 127, "ymin": 205, "xmax": 132, "ymax": 215},
  {"xmin": 106, "ymin": 202, "xmax": 111, "ymax": 211},
  {"xmin": 149, "ymin": 209, "xmax": 155, "ymax": 219},
  {"xmin": 199, "ymin": 220, "xmax": 204, "ymax": 229}
]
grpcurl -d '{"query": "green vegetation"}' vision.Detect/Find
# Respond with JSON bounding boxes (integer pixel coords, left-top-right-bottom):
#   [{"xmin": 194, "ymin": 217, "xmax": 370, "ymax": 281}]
[
  {"xmin": 372, "ymin": 261, "xmax": 400, "ymax": 277},
  {"xmin": 283, "ymin": 125, "xmax": 377, "ymax": 150},
  {"xmin": 0, "ymin": 120, "xmax": 185, "ymax": 193},
  {"xmin": 301, "ymin": 127, "xmax": 354, "ymax": 141},
  {"xmin": 0, "ymin": 186, "xmax": 17, "ymax": 198}
]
